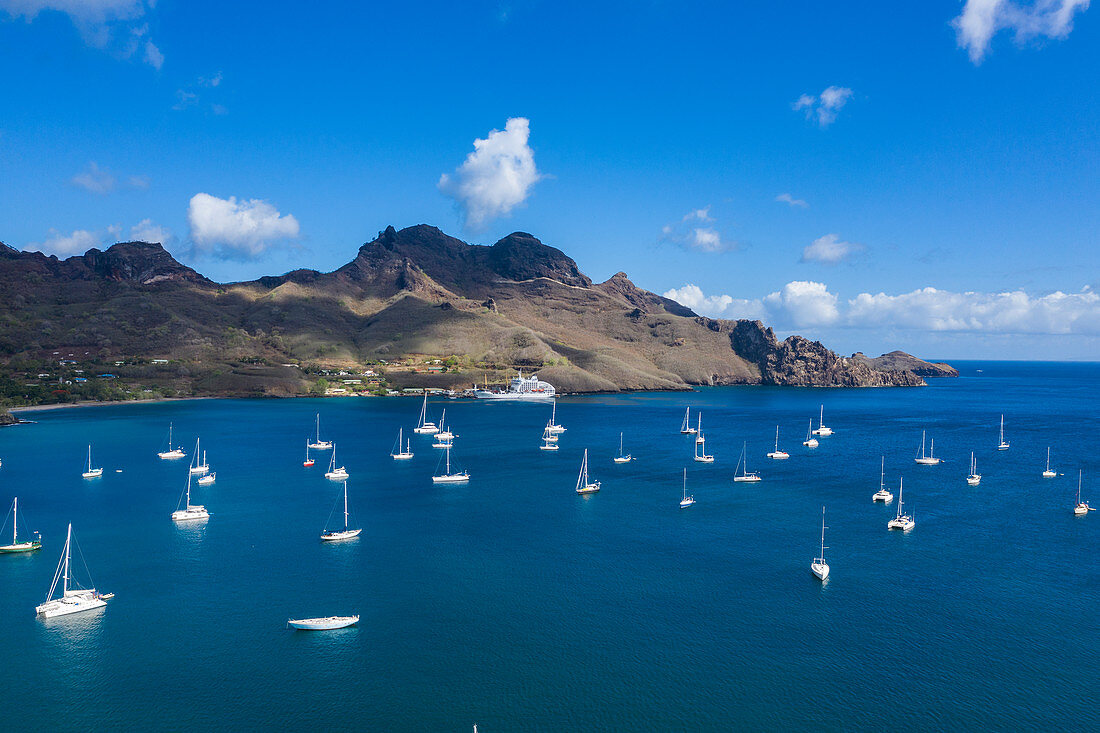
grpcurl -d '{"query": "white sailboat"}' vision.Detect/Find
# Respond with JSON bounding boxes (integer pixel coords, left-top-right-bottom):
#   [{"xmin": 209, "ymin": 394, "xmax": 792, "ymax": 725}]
[
  {"xmin": 767, "ymin": 426, "xmax": 789, "ymax": 460},
  {"xmin": 802, "ymin": 419, "xmax": 819, "ymax": 448},
  {"xmin": 812, "ymin": 404, "xmax": 833, "ymax": 436},
  {"xmin": 1074, "ymin": 470, "xmax": 1093, "ymax": 516},
  {"xmin": 308, "ymin": 413, "xmax": 334, "ymax": 450},
  {"xmin": 172, "ymin": 473, "xmax": 210, "ymax": 522},
  {"xmin": 966, "ymin": 452, "xmax": 981, "ymax": 486},
  {"xmin": 321, "ymin": 481, "xmax": 362, "ymax": 541},
  {"xmin": 391, "ymin": 428, "xmax": 414, "ymax": 460},
  {"xmin": 432, "ymin": 442, "xmax": 469, "ymax": 483},
  {"xmin": 81, "ymin": 444, "xmax": 103, "ymax": 479},
  {"xmin": 679, "ymin": 468, "xmax": 695, "ymax": 508},
  {"xmin": 914, "ymin": 431, "xmax": 941, "ymax": 465},
  {"xmin": 188, "ymin": 438, "xmax": 209, "ymax": 475},
  {"xmin": 613, "ymin": 432, "xmax": 632, "ymax": 463},
  {"xmin": 0, "ymin": 497, "xmax": 41, "ymax": 553},
  {"xmin": 695, "ymin": 413, "xmax": 705, "ymax": 444},
  {"xmin": 872, "ymin": 457, "xmax": 893, "ymax": 502},
  {"xmin": 547, "ymin": 401, "xmax": 566, "ymax": 434},
  {"xmin": 733, "ymin": 442, "xmax": 762, "ymax": 482},
  {"xmin": 157, "ymin": 422, "xmax": 186, "ymax": 460},
  {"xmin": 413, "ymin": 393, "xmax": 438, "ymax": 435},
  {"xmin": 435, "ymin": 409, "xmax": 455, "ymax": 441},
  {"xmin": 693, "ymin": 432, "xmax": 714, "ymax": 463},
  {"xmin": 288, "ymin": 615, "xmax": 359, "ymax": 630},
  {"xmin": 997, "ymin": 414, "xmax": 1010, "ymax": 451},
  {"xmin": 303, "ymin": 440, "xmax": 315, "ymax": 467},
  {"xmin": 887, "ymin": 478, "xmax": 914, "ymax": 530},
  {"xmin": 575, "ymin": 448, "xmax": 601, "ymax": 494},
  {"xmin": 1042, "ymin": 447, "xmax": 1057, "ymax": 478},
  {"xmin": 539, "ymin": 424, "xmax": 560, "ymax": 451},
  {"xmin": 680, "ymin": 407, "xmax": 697, "ymax": 435},
  {"xmin": 35, "ymin": 523, "xmax": 111, "ymax": 619},
  {"xmin": 324, "ymin": 443, "xmax": 349, "ymax": 480},
  {"xmin": 197, "ymin": 463, "xmax": 216, "ymax": 486},
  {"xmin": 811, "ymin": 506, "xmax": 829, "ymax": 580}
]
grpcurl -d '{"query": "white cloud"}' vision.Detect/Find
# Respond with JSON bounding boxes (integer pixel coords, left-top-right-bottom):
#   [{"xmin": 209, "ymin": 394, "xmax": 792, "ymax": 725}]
[
  {"xmin": 953, "ymin": 0, "xmax": 1091, "ymax": 64},
  {"xmin": 662, "ymin": 284, "xmax": 767, "ymax": 321},
  {"xmin": 1, "ymin": 0, "xmax": 162, "ymax": 67},
  {"xmin": 129, "ymin": 218, "xmax": 172, "ymax": 245},
  {"xmin": 764, "ymin": 281, "xmax": 841, "ymax": 327},
  {"xmin": 801, "ymin": 233, "xmax": 863, "ymax": 265},
  {"xmin": 793, "ymin": 86, "xmax": 854, "ymax": 127},
  {"xmin": 143, "ymin": 38, "xmax": 162, "ymax": 69},
  {"xmin": 187, "ymin": 192, "xmax": 300, "ymax": 259},
  {"xmin": 682, "ymin": 206, "xmax": 713, "ymax": 222},
  {"xmin": 26, "ymin": 228, "xmax": 102, "ymax": 256},
  {"xmin": 661, "ymin": 207, "xmax": 737, "ymax": 253},
  {"xmin": 775, "ymin": 193, "xmax": 808, "ymax": 208},
  {"xmin": 71, "ymin": 161, "xmax": 115, "ymax": 194},
  {"xmin": 438, "ymin": 117, "xmax": 542, "ymax": 231}
]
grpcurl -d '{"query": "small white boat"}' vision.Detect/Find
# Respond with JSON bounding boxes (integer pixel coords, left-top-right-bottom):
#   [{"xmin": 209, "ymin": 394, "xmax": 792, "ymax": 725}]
[
  {"xmin": 432, "ymin": 442, "xmax": 469, "ymax": 484},
  {"xmin": 888, "ymin": 478, "xmax": 915, "ymax": 531},
  {"xmin": 914, "ymin": 431, "xmax": 941, "ymax": 465},
  {"xmin": 680, "ymin": 407, "xmax": 697, "ymax": 435},
  {"xmin": 0, "ymin": 497, "xmax": 41, "ymax": 553},
  {"xmin": 81, "ymin": 444, "xmax": 103, "ymax": 479},
  {"xmin": 811, "ymin": 506, "xmax": 829, "ymax": 580},
  {"xmin": 1042, "ymin": 447, "xmax": 1057, "ymax": 479},
  {"xmin": 308, "ymin": 413, "xmax": 334, "ymax": 450},
  {"xmin": 413, "ymin": 393, "xmax": 439, "ymax": 435},
  {"xmin": 288, "ymin": 615, "xmax": 359, "ymax": 630},
  {"xmin": 695, "ymin": 413, "xmax": 705, "ymax": 444},
  {"xmin": 189, "ymin": 440, "xmax": 209, "ymax": 475},
  {"xmin": 157, "ymin": 422, "xmax": 186, "ymax": 460},
  {"xmin": 197, "ymin": 471, "xmax": 216, "ymax": 486},
  {"xmin": 997, "ymin": 414, "xmax": 1010, "ymax": 451},
  {"xmin": 575, "ymin": 449, "xmax": 601, "ymax": 494},
  {"xmin": 1074, "ymin": 470, "xmax": 1093, "ymax": 516},
  {"xmin": 391, "ymin": 428, "xmax": 414, "ymax": 460},
  {"xmin": 767, "ymin": 426, "xmax": 789, "ymax": 460},
  {"xmin": 324, "ymin": 443, "xmax": 349, "ymax": 480},
  {"xmin": 802, "ymin": 419, "xmax": 819, "ymax": 449},
  {"xmin": 547, "ymin": 401, "xmax": 566, "ymax": 434},
  {"xmin": 540, "ymin": 425, "xmax": 559, "ymax": 451},
  {"xmin": 35, "ymin": 523, "xmax": 110, "ymax": 619},
  {"xmin": 613, "ymin": 432, "xmax": 632, "ymax": 463},
  {"xmin": 872, "ymin": 457, "xmax": 893, "ymax": 502},
  {"xmin": 812, "ymin": 405, "xmax": 833, "ymax": 436},
  {"xmin": 733, "ymin": 442, "xmax": 762, "ymax": 482},
  {"xmin": 172, "ymin": 473, "xmax": 210, "ymax": 522},
  {"xmin": 966, "ymin": 452, "xmax": 981, "ymax": 486},
  {"xmin": 693, "ymin": 432, "xmax": 714, "ymax": 463},
  {"xmin": 679, "ymin": 468, "xmax": 695, "ymax": 508},
  {"xmin": 434, "ymin": 410, "xmax": 455, "ymax": 441},
  {"xmin": 303, "ymin": 440, "xmax": 315, "ymax": 467},
  {"xmin": 321, "ymin": 481, "xmax": 362, "ymax": 541}
]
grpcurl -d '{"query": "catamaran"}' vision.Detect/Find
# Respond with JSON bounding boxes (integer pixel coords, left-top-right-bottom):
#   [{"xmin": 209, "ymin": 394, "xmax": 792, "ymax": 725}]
[
  {"xmin": 679, "ymin": 468, "xmax": 695, "ymax": 508},
  {"xmin": 613, "ymin": 432, "xmax": 632, "ymax": 463},
  {"xmin": 811, "ymin": 506, "xmax": 829, "ymax": 580},
  {"xmin": 914, "ymin": 431, "xmax": 941, "ymax": 465},
  {"xmin": 812, "ymin": 405, "xmax": 833, "ymax": 436},
  {"xmin": 81, "ymin": 444, "xmax": 103, "ymax": 479},
  {"xmin": 767, "ymin": 426, "xmax": 789, "ymax": 460},
  {"xmin": 997, "ymin": 414, "xmax": 1010, "ymax": 451},
  {"xmin": 303, "ymin": 440, "xmax": 315, "ymax": 467},
  {"xmin": 172, "ymin": 473, "xmax": 210, "ymax": 522},
  {"xmin": 0, "ymin": 497, "xmax": 41, "ymax": 553},
  {"xmin": 966, "ymin": 452, "xmax": 981, "ymax": 486},
  {"xmin": 680, "ymin": 407, "xmax": 697, "ymax": 435},
  {"xmin": 540, "ymin": 425, "xmax": 560, "ymax": 451},
  {"xmin": 308, "ymin": 413, "xmax": 333, "ymax": 450},
  {"xmin": 188, "ymin": 439, "xmax": 209, "ymax": 475},
  {"xmin": 321, "ymin": 481, "xmax": 361, "ymax": 541},
  {"xmin": 888, "ymin": 478, "xmax": 914, "ymax": 530},
  {"xmin": 432, "ymin": 442, "xmax": 469, "ymax": 483},
  {"xmin": 575, "ymin": 449, "xmax": 601, "ymax": 494},
  {"xmin": 287, "ymin": 615, "xmax": 359, "ymax": 630},
  {"xmin": 872, "ymin": 457, "xmax": 893, "ymax": 502},
  {"xmin": 35, "ymin": 523, "xmax": 111, "ymax": 619},
  {"xmin": 157, "ymin": 423, "xmax": 186, "ymax": 460},
  {"xmin": 693, "ymin": 432, "xmax": 714, "ymax": 463},
  {"xmin": 802, "ymin": 419, "xmax": 819, "ymax": 448},
  {"xmin": 547, "ymin": 401, "xmax": 566, "ymax": 434},
  {"xmin": 413, "ymin": 393, "xmax": 438, "ymax": 434},
  {"xmin": 1042, "ymin": 447, "xmax": 1057, "ymax": 478},
  {"xmin": 1074, "ymin": 471, "xmax": 1093, "ymax": 516},
  {"xmin": 391, "ymin": 428, "xmax": 414, "ymax": 460},
  {"xmin": 733, "ymin": 442, "xmax": 762, "ymax": 482},
  {"xmin": 324, "ymin": 443, "xmax": 349, "ymax": 480}
]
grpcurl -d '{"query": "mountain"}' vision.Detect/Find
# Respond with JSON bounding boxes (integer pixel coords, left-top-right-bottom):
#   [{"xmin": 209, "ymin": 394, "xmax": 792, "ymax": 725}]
[{"xmin": 0, "ymin": 225, "xmax": 948, "ymax": 402}]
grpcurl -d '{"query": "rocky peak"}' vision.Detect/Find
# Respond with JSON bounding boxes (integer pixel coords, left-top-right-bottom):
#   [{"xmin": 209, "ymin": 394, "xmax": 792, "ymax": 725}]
[
  {"xmin": 82, "ymin": 241, "xmax": 209, "ymax": 286},
  {"xmin": 486, "ymin": 232, "xmax": 591, "ymax": 288}
]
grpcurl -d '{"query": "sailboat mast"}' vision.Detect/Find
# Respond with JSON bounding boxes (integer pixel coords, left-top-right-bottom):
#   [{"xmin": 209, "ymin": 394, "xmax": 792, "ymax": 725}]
[
  {"xmin": 63, "ymin": 523, "xmax": 71, "ymax": 594},
  {"xmin": 880, "ymin": 456, "xmax": 885, "ymax": 490},
  {"xmin": 343, "ymin": 482, "xmax": 349, "ymax": 530},
  {"xmin": 683, "ymin": 468, "xmax": 687, "ymax": 500},
  {"xmin": 820, "ymin": 506, "xmax": 826, "ymax": 559},
  {"xmin": 1047, "ymin": 447, "xmax": 1051, "ymax": 471},
  {"xmin": 185, "ymin": 474, "xmax": 192, "ymax": 507},
  {"xmin": 12, "ymin": 497, "xmax": 16, "ymax": 544}
]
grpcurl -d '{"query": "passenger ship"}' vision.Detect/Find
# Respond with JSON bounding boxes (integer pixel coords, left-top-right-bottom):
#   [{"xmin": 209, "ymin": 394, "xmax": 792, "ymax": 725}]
[{"xmin": 474, "ymin": 372, "xmax": 556, "ymax": 401}]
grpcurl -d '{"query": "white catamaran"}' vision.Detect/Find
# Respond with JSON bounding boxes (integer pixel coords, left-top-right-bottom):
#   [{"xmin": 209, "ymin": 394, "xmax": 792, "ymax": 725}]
[
  {"xmin": 811, "ymin": 506, "xmax": 829, "ymax": 580},
  {"xmin": 413, "ymin": 393, "xmax": 439, "ymax": 434},
  {"xmin": 803, "ymin": 419, "xmax": 819, "ymax": 449},
  {"xmin": 432, "ymin": 442, "xmax": 469, "ymax": 484},
  {"xmin": 767, "ymin": 426, "xmax": 789, "ymax": 460},
  {"xmin": 0, "ymin": 497, "xmax": 41, "ymax": 553},
  {"xmin": 613, "ymin": 432, "xmax": 632, "ymax": 463},
  {"xmin": 324, "ymin": 443, "xmax": 349, "ymax": 480},
  {"xmin": 81, "ymin": 444, "xmax": 103, "ymax": 479},
  {"xmin": 1042, "ymin": 447, "xmax": 1057, "ymax": 479},
  {"xmin": 575, "ymin": 449, "xmax": 601, "ymax": 494},
  {"xmin": 308, "ymin": 413, "xmax": 333, "ymax": 450},
  {"xmin": 733, "ymin": 442, "xmax": 762, "ymax": 482},
  {"xmin": 914, "ymin": 431, "xmax": 941, "ymax": 465},
  {"xmin": 888, "ymin": 478, "xmax": 915, "ymax": 530},
  {"xmin": 321, "ymin": 481, "xmax": 362, "ymax": 541},
  {"xmin": 172, "ymin": 472, "xmax": 210, "ymax": 522},
  {"xmin": 812, "ymin": 405, "xmax": 833, "ymax": 436},
  {"xmin": 872, "ymin": 457, "xmax": 893, "ymax": 502},
  {"xmin": 157, "ymin": 423, "xmax": 186, "ymax": 460},
  {"xmin": 35, "ymin": 523, "xmax": 112, "ymax": 619},
  {"xmin": 693, "ymin": 432, "xmax": 714, "ymax": 463},
  {"xmin": 391, "ymin": 428, "xmax": 414, "ymax": 460}
]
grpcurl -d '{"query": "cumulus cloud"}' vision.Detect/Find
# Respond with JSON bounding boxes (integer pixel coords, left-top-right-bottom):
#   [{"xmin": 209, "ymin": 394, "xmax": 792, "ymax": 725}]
[
  {"xmin": 26, "ymin": 228, "xmax": 103, "ymax": 257},
  {"xmin": 1, "ymin": 0, "xmax": 162, "ymax": 67},
  {"xmin": 661, "ymin": 207, "xmax": 737, "ymax": 253},
  {"xmin": 662, "ymin": 284, "xmax": 767, "ymax": 321},
  {"xmin": 953, "ymin": 0, "xmax": 1091, "ymax": 64},
  {"xmin": 438, "ymin": 117, "xmax": 542, "ymax": 232},
  {"xmin": 775, "ymin": 193, "xmax": 808, "ymax": 208},
  {"xmin": 793, "ymin": 86, "xmax": 854, "ymax": 127},
  {"xmin": 801, "ymin": 233, "xmax": 864, "ymax": 265},
  {"xmin": 129, "ymin": 218, "xmax": 172, "ymax": 245},
  {"xmin": 764, "ymin": 281, "xmax": 841, "ymax": 327},
  {"xmin": 187, "ymin": 192, "xmax": 300, "ymax": 259}
]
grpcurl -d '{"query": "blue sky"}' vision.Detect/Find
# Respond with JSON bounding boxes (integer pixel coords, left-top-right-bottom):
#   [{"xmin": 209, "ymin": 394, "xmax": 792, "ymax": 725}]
[{"xmin": 1, "ymin": 1, "xmax": 1097, "ymax": 359}]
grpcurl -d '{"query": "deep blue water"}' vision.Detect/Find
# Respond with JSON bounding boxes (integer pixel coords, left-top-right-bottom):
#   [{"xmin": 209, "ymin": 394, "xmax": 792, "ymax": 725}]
[{"xmin": 1, "ymin": 361, "xmax": 1098, "ymax": 731}]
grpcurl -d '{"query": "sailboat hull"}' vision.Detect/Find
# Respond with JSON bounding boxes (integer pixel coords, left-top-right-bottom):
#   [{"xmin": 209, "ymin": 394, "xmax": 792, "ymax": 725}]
[
  {"xmin": 325, "ymin": 470, "xmax": 350, "ymax": 480},
  {"xmin": 613, "ymin": 456, "xmax": 631, "ymax": 463},
  {"xmin": 0, "ymin": 541, "xmax": 41, "ymax": 553},
  {"xmin": 320, "ymin": 529, "xmax": 362, "ymax": 542},
  {"xmin": 288, "ymin": 615, "xmax": 359, "ymax": 630},
  {"xmin": 914, "ymin": 457, "xmax": 941, "ymax": 465},
  {"xmin": 811, "ymin": 561, "xmax": 829, "ymax": 580},
  {"xmin": 172, "ymin": 507, "xmax": 210, "ymax": 522},
  {"xmin": 36, "ymin": 590, "xmax": 107, "ymax": 618},
  {"xmin": 157, "ymin": 450, "xmax": 186, "ymax": 460},
  {"xmin": 1042, "ymin": 470, "xmax": 1057, "ymax": 478},
  {"xmin": 693, "ymin": 455, "xmax": 714, "ymax": 463},
  {"xmin": 432, "ymin": 474, "xmax": 470, "ymax": 484},
  {"xmin": 82, "ymin": 470, "xmax": 103, "ymax": 479}
]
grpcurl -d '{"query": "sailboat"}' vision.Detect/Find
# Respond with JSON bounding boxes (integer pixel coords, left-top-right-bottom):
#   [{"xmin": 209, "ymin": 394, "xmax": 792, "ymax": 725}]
[
  {"xmin": 308, "ymin": 413, "xmax": 334, "ymax": 450},
  {"xmin": 287, "ymin": 615, "xmax": 359, "ymax": 630},
  {"xmin": 197, "ymin": 460, "xmax": 216, "ymax": 486},
  {"xmin": 695, "ymin": 413, "xmax": 705, "ymax": 444},
  {"xmin": 172, "ymin": 473, "xmax": 210, "ymax": 522},
  {"xmin": 188, "ymin": 438, "xmax": 209, "ymax": 475},
  {"xmin": 321, "ymin": 481, "xmax": 362, "ymax": 541},
  {"xmin": 0, "ymin": 497, "xmax": 41, "ymax": 553},
  {"xmin": 997, "ymin": 414, "xmax": 1010, "ymax": 451},
  {"xmin": 324, "ymin": 443, "xmax": 349, "ymax": 480},
  {"xmin": 435, "ymin": 410, "xmax": 455, "ymax": 441},
  {"xmin": 767, "ymin": 426, "xmax": 789, "ymax": 460},
  {"xmin": 887, "ymin": 478, "xmax": 914, "ymax": 530},
  {"xmin": 432, "ymin": 442, "xmax": 469, "ymax": 483},
  {"xmin": 391, "ymin": 428, "xmax": 414, "ymax": 460},
  {"xmin": 303, "ymin": 440, "xmax": 315, "ymax": 467},
  {"xmin": 1042, "ymin": 447, "xmax": 1057, "ymax": 478},
  {"xmin": 680, "ymin": 407, "xmax": 697, "ymax": 435},
  {"xmin": 679, "ymin": 468, "xmax": 695, "ymax": 508},
  {"xmin": 693, "ymin": 432, "xmax": 714, "ymax": 463},
  {"xmin": 812, "ymin": 405, "xmax": 833, "ymax": 436},
  {"xmin": 539, "ymin": 424, "xmax": 560, "ymax": 451},
  {"xmin": 914, "ymin": 431, "xmax": 941, "ymax": 465},
  {"xmin": 1074, "ymin": 471, "xmax": 1093, "ymax": 516},
  {"xmin": 575, "ymin": 449, "xmax": 601, "ymax": 494},
  {"xmin": 547, "ymin": 401, "xmax": 566, "ymax": 434},
  {"xmin": 811, "ymin": 506, "xmax": 829, "ymax": 580},
  {"xmin": 802, "ymin": 419, "xmax": 819, "ymax": 448},
  {"xmin": 966, "ymin": 452, "xmax": 981, "ymax": 486},
  {"xmin": 733, "ymin": 442, "xmax": 762, "ymax": 482},
  {"xmin": 541, "ymin": 420, "xmax": 560, "ymax": 443},
  {"xmin": 81, "ymin": 444, "xmax": 103, "ymax": 479},
  {"xmin": 872, "ymin": 457, "xmax": 893, "ymax": 502},
  {"xmin": 35, "ymin": 523, "xmax": 111, "ymax": 618},
  {"xmin": 613, "ymin": 432, "xmax": 632, "ymax": 463},
  {"xmin": 157, "ymin": 422, "xmax": 186, "ymax": 460},
  {"xmin": 413, "ymin": 393, "xmax": 438, "ymax": 435}
]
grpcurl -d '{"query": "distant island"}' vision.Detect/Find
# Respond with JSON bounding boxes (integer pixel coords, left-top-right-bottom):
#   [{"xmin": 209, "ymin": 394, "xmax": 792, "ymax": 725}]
[{"xmin": 0, "ymin": 225, "xmax": 954, "ymax": 407}]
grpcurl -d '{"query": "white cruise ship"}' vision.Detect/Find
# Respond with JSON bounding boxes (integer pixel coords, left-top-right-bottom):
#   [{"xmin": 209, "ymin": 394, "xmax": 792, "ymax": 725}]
[{"xmin": 474, "ymin": 372, "xmax": 556, "ymax": 401}]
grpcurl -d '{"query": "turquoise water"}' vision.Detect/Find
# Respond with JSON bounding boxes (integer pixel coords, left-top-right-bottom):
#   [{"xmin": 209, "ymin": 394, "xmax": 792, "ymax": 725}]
[{"xmin": 1, "ymin": 361, "xmax": 1098, "ymax": 731}]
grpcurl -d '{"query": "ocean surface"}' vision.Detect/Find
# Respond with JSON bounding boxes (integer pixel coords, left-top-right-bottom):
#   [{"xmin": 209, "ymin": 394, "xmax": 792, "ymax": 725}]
[{"xmin": 1, "ymin": 361, "xmax": 1097, "ymax": 731}]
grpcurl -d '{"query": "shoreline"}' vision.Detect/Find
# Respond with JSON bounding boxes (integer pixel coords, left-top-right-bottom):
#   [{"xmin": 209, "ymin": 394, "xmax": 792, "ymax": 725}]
[{"xmin": 8, "ymin": 397, "xmax": 219, "ymax": 414}]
